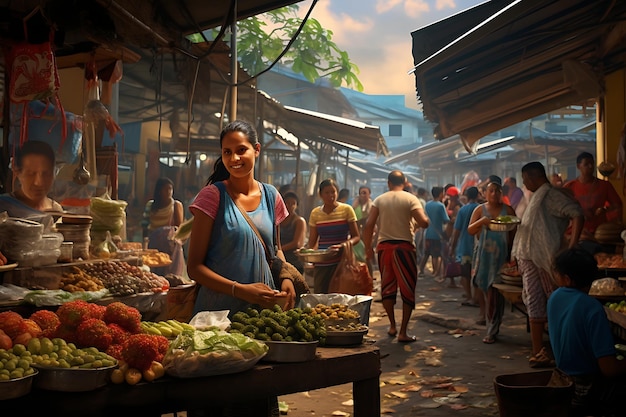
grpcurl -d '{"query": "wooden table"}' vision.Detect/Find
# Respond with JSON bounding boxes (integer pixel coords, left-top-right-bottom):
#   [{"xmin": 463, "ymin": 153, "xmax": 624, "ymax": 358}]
[{"xmin": 5, "ymin": 345, "xmax": 381, "ymax": 417}]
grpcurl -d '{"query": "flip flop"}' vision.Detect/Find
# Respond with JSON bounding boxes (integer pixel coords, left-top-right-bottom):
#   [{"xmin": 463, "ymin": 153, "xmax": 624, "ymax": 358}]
[
  {"xmin": 482, "ymin": 336, "xmax": 496, "ymax": 344},
  {"xmin": 462, "ymin": 301, "xmax": 479, "ymax": 307},
  {"xmin": 398, "ymin": 336, "xmax": 417, "ymax": 343}
]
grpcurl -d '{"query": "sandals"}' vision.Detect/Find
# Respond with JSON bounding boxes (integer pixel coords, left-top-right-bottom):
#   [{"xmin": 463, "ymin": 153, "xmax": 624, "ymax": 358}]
[
  {"xmin": 482, "ymin": 336, "xmax": 496, "ymax": 344},
  {"xmin": 529, "ymin": 347, "xmax": 555, "ymax": 368}
]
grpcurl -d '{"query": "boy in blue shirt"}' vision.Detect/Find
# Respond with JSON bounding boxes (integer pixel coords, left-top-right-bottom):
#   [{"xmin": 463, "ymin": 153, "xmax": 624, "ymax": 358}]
[{"xmin": 548, "ymin": 247, "xmax": 626, "ymax": 416}]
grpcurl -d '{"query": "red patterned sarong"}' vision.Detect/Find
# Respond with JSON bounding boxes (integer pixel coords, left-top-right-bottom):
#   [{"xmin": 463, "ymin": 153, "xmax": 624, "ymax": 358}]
[{"xmin": 377, "ymin": 241, "xmax": 417, "ymax": 307}]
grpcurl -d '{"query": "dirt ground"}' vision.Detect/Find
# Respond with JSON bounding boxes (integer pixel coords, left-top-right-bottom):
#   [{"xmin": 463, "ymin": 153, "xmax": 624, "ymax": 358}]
[{"xmin": 279, "ymin": 270, "xmax": 541, "ymax": 417}]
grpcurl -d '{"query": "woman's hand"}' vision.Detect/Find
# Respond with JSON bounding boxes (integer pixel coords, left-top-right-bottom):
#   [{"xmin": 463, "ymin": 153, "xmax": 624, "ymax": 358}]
[
  {"xmin": 279, "ymin": 279, "xmax": 297, "ymax": 310},
  {"xmin": 0, "ymin": 250, "xmax": 6, "ymax": 266},
  {"xmin": 237, "ymin": 282, "xmax": 279, "ymax": 309}
]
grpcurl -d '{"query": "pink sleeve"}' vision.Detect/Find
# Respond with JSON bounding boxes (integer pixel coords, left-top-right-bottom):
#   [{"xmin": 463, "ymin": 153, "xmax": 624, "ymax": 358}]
[
  {"xmin": 189, "ymin": 184, "xmax": 220, "ymax": 219},
  {"xmin": 275, "ymin": 193, "xmax": 288, "ymax": 225}
]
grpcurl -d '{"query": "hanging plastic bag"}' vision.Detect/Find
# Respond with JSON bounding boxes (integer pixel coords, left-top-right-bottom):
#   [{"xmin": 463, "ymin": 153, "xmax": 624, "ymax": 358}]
[{"xmin": 328, "ymin": 241, "xmax": 373, "ymax": 296}]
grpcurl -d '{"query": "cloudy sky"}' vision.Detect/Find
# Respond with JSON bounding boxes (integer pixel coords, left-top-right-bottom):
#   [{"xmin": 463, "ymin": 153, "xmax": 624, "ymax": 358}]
[{"xmin": 296, "ymin": 0, "xmax": 484, "ymax": 109}]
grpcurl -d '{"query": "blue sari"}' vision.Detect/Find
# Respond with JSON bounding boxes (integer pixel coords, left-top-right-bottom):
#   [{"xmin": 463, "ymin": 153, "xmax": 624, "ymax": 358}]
[
  {"xmin": 0, "ymin": 193, "xmax": 57, "ymax": 231},
  {"xmin": 193, "ymin": 182, "xmax": 278, "ymax": 318}
]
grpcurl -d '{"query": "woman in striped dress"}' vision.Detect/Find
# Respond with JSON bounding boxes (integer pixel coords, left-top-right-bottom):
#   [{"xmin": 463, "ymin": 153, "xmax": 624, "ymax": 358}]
[{"xmin": 306, "ymin": 179, "xmax": 360, "ymax": 293}]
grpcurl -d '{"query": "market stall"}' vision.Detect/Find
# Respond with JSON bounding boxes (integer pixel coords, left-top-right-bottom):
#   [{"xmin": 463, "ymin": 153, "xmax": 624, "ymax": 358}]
[{"xmin": 3, "ymin": 345, "xmax": 381, "ymax": 417}]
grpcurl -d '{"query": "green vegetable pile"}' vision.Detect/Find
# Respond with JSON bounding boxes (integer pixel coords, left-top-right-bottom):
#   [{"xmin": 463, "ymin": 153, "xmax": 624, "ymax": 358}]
[
  {"xmin": 495, "ymin": 215, "xmax": 514, "ymax": 223},
  {"xmin": 229, "ymin": 305, "xmax": 327, "ymax": 345}
]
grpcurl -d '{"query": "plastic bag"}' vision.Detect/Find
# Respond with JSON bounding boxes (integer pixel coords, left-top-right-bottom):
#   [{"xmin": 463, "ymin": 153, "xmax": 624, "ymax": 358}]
[
  {"xmin": 189, "ymin": 310, "xmax": 231, "ymax": 331},
  {"xmin": 328, "ymin": 242, "xmax": 373, "ymax": 296},
  {"xmin": 162, "ymin": 328, "xmax": 268, "ymax": 378},
  {"xmin": 445, "ymin": 258, "xmax": 462, "ymax": 278}
]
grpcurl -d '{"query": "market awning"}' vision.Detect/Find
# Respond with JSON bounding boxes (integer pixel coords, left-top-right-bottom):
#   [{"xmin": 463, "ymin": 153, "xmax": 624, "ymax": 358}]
[
  {"xmin": 410, "ymin": 0, "xmax": 626, "ymax": 148},
  {"xmin": 280, "ymin": 106, "xmax": 390, "ymax": 156}
]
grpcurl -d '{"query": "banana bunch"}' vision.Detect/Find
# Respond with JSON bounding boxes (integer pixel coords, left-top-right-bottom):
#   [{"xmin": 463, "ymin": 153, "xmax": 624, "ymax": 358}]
[{"xmin": 141, "ymin": 320, "xmax": 195, "ymax": 338}]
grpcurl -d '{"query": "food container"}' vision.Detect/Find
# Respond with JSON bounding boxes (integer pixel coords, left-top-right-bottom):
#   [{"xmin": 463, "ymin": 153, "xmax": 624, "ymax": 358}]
[
  {"xmin": 261, "ymin": 340, "xmax": 318, "ymax": 363},
  {"xmin": 39, "ymin": 233, "xmax": 64, "ymax": 250},
  {"xmin": 299, "ymin": 294, "xmax": 373, "ymax": 326},
  {"xmin": 0, "ymin": 370, "xmax": 38, "ymax": 400},
  {"xmin": 59, "ymin": 242, "xmax": 74, "ymax": 262},
  {"xmin": 32, "ymin": 364, "xmax": 117, "ymax": 392},
  {"xmin": 488, "ymin": 216, "xmax": 521, "ymax": 232},
  {"xmin": 296, "ymin": 248, "xmax": 339, "ymax": 263},
  {"xmin": 325, "ymin": 328, "xmax": 368, "ymax": 346}
]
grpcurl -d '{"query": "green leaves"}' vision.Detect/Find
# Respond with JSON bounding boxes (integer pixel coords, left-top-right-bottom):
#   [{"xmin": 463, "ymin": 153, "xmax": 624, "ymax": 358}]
[{"xmin": 209, "ymin": 5, "xmax": 362, "ymax": 91}]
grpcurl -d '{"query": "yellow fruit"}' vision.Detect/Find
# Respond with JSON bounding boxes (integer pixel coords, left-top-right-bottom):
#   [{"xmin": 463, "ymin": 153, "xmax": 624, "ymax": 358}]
[
  {"xmin": 125, "ymin": 368, "xmax": 142, "ymax": 385},
  {"xmin": 110, "ymin": 369, "xmax": 125, "ymax": 384},
  {"xmin": 11, "ymin": 344, "xmax": 26, "ymax": 356},
  {"xmin": 142, "ymin": 368, "xmax": 156, "ymax": 382},
  {"xmin": 150, "ymin": 361, "xmax": 165, "ymax": 379}
]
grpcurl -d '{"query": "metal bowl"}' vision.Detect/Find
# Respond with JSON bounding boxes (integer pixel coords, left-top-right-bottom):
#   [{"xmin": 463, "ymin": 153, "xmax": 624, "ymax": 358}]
[
  {"xmin": 32, "ymin": 364, "xmax": 117, "ymax": 392},
  {"xmin": 325, "ymin": 328, "xmax": 368, "ymax": 346},
  {"xmin": 0, "ymin": 369, "xmax": 38, "ymax": 400},
  {"xmin": 325, "ymin": 317, "xmax": 362, "ymax": 330},
  {"xmin": 488, "ymin": 217, "xmax": 520, "ymax": 232},
  {"xmin": 296, "ymin": 249, "xmax": 339, "ymax": 263},
  {"xmin": 261, "ymin": 340, "xmax": 318, "ymax": 363}
]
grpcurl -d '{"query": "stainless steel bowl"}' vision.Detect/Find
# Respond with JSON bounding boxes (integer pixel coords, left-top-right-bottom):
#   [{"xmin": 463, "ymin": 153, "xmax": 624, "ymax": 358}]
[
  {"xmin": 296, "ymin": 249, "xmax": 339, "ymax": 263},
  {"xmin": 488, "ymin": 218, "xmax": 520, "ymax": 232},
  {"xmin": 0, "ymin": 369, "xmax": 38, "ymax": 400},
  {"xmin": 261, "ymin": 340, "xmax": 318, "ymax": 362},
  {"xmin": 325, "ymin": 328, "xmax": 368, "ymax": 346},
  {"xmin": 32, "ymin": 364, "xmax": 117, "ymax": 392}
]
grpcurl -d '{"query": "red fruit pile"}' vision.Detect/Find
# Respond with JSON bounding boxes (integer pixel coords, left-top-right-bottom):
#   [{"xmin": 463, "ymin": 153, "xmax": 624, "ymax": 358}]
[{"xmin": 0, "ymin": 301, "xmax": 166, "ymax": 362}]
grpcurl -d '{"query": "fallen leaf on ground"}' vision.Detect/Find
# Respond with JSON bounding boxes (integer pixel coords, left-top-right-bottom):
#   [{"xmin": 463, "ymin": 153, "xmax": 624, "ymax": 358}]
[
  {"xmin": 387, "ymin": 379, "xmax": 407, "ymax": 385},
  {"xmin": 420, "ymin": 390, "xmax": 434, "ymax": 398},
  {"xmin": 450, "ymin": 404, "xmax": 469, "ymax": 410},
  {"xmin": 341, "ymin": 399, "xmax": 353, "ymax": 406},
  {"xmin": 434, "ymin": 382, "xmax": 453, "ymax": 389},
  {"xmin": 302, "ymin": 391, "xmax": 311, "ymax": 398},
  {"xmin": 419, "ymin": 401, "xmax": 442, "ymax": 409},
  {"xmin": 380, "ymin": 381, "xmax": 387, "ymax": 387},
  {"xmin": 433, "ymin": 396, "xmax": 462, "ymax": 404},
  {"xmin": 403, "ymin": 345, "xmax": 413, "ymax": 352},
  {"xmin": 381, "ymin": 407, "xmax": 396, "ymax": 414},
  {"xmin": 331, "ymin": 411, "xmax": 350, "ymax": 416},
  {"xmin": 408, "ymin": 370, "xmax": 420, "ymax": 377},
  {"xmin": 422, "ymin": 376, "xmax": 453, "ymax": 384},
  {"xmin": 424, "ymin": 357, "xmax": 443, "ymax": 367},
  {"xmin": 447, "ymin": 393, "xmax": 461, "ymax": 398},
  {"xmin": 453, "ymin": 334, "xmax": 463, "ymax": 338},
  {"xmin": 390, "ymin": 391, "xmax": 410, "ymax": 399},
  {"xmin": 401, "ymin": 384, "xmax": 423, "ymax": 392},
  {"xmin": 472, "ymin": 399, "xmax": 495, "ymax": 408},
  {"xmin": 500, "ymin": 355, "xmax": 512, "ymax": 360},
  {"xmin": 453, "ymin": 384, "xmax": 469, "ymax": 393},
  {"xmin": 369, "ymin": 316, "xmax": 381, "ymax": 323}
]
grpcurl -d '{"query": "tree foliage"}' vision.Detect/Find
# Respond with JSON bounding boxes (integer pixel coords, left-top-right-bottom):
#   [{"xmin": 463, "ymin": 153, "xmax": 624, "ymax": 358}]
[{"xmin": 192, "ymin": 6, "xmax": 363, "ymax": 91}]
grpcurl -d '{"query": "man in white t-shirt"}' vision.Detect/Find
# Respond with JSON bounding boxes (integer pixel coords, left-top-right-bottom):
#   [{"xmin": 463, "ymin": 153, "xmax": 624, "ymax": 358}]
[{"xmin": 363, "ymin": 170, "xmax": 430, "ymax": 343}]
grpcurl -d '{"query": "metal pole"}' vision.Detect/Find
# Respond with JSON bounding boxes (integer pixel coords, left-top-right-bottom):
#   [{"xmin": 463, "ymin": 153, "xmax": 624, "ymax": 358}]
[
  {"xmin": 344, "ymin": 150, "xmax": 350, "ymax": 189},
  {"xmin": 229, "ymin": 0, "xmax": 238, "ymax": 122}
]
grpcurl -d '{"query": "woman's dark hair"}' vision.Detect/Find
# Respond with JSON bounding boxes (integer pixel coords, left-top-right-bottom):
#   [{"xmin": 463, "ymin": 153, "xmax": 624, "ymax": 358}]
[
  {"xmin": 207, "ymin": 120, "xmax": 259, "ymax": 185},
  {"xmin": 14, "ymin": 140, "xmax": 55, "ymax": 169},
  {"xmin": 283, "ymin": 191, "xmax": 299, "ymax": 204},
  {"xmin": 338, "ymin": 188, "xmax": 350, "ymax": 201},
  {"xmin": 318, "ymin": 178, "xmax": 339, "ymax": 195},
  {"xmin": 576, "ymin": 151, "xmax": 594, "ymax": 165},
  {"xmin": 151, "ymin": 177, "xmax": 174, "ymax": 212},
  {"xmin": 554, "ymin": 247, "xmax": 598, "ymax": 288}
]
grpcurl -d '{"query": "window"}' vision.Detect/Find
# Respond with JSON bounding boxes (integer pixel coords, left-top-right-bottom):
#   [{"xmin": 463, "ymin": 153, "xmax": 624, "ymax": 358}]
[{"xmin": 389, "ymin": 124, "xmax": 402, "ymax": 136}]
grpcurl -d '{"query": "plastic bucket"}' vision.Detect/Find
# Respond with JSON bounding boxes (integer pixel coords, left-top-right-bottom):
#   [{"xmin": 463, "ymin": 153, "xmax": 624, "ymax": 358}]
[{"xmin": 494, "ymin": 369, "xmax": 574, "ymax": 417}]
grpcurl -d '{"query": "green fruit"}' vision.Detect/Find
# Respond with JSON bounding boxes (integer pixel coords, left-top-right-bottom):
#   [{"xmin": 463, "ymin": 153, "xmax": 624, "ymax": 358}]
[
  {"xmin": 27, "ymin": 338, "xmax": 41, "ymax": 354},
  {"xmin": 12, "ymin": 344, "xmax": 26, "ymax": 356},
  {"xmin": 40, "ymin": 338, "xmax": 54, "ymax": 355}
]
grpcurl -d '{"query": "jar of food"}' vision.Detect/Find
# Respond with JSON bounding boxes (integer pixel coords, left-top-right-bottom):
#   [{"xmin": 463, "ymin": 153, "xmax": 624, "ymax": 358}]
[{"xmin": 59, "ymin": 242, "xmax": 74, "ymax": 263}]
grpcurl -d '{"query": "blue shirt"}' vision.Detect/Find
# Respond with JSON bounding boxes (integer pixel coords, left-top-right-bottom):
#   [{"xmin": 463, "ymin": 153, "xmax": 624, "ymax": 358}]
[
  {"xmin": 548, "ymin": 287, "xmax": 616, "ymax": 376},
  {"xmin": 453, "ymin": 202, "xmax": 479, "ymax": 258},
  {"xmin": 424, "ymin": 200, "xmax": 450, "ymax": 240}
]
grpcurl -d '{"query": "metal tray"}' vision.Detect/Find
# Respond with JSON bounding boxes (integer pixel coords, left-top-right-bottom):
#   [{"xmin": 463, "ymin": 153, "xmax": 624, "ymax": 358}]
[
  {"xmin": 32, "ymin": 364, "xmax": 117, "ymax": 392},
  {"xmin": 325, "ymin": 328, "xmax": 368, "ymax": 346},
  {"xmin": 0, "ymin": 369, "xmax": 38, "ymax": 400},
  {"xmin": 261, "ymin": 340, "xmax": 318, "ymax": 363}
]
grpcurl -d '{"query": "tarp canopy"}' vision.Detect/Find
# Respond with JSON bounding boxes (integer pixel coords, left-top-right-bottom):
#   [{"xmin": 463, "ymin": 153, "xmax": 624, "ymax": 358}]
[{"xmin": 410, "ymin": 0, "xmax": 626, "ymax": 148}]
